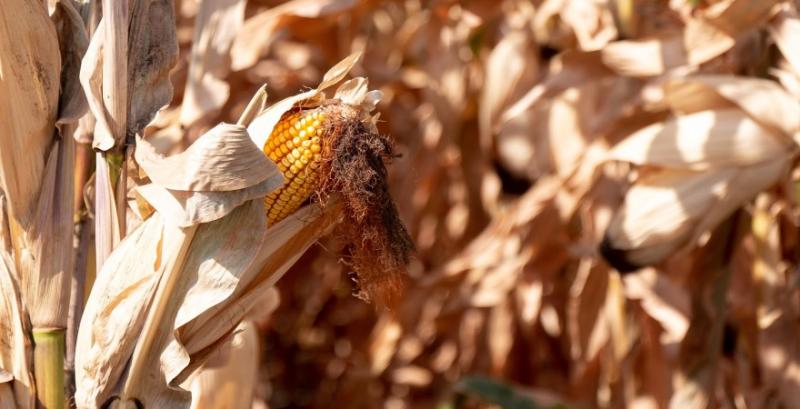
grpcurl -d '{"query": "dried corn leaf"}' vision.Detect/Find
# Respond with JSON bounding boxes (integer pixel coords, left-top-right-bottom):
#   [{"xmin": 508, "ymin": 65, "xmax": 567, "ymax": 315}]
[
  {"xmin": 81, "ymin": 0, "xmax": 178, "ymax": 151},
  {"xmin": 0, "ymin": 255, "xmax": 33, "ymax": 409},
  {"xmin": 20, "ymin": 137, "xmax": 75, "ymax": 328},
  {"xmin": 179, "ymin": 0, "xmax": 246, "ymax": 127},
  {"xmin": 663, "ymin": 75, "xmax": 800, "ymax": 141},
  {"xmin": 601, "ymin": 20, "xmax": 730, "ymax": 77},
  {"xmin": 479, "ymin": 27, "xmax": 537, "ymax": 149},
  {"xmin": 230, "ymin": 0, "xmax": 358, "ymax": 72},
  {"xmin": 0, "ymin": 0, "xmax": 61, "ymax": 224},
  {"xmin": 751, "ymin": 198, "xmax": 800, "ymax": 405},
  {"xmin": 623, "ymin": 269, "xmax": 689, "ymax": 344},
  {"xmin": 608, "ymin": 109, "xmax": 788, "ymax": 170},
  {"xmin": 500, "ymin": 50, "xmax": 612, "ymax": 124},
  {"xmin": 603, "ymin": 0, "xmax": 779, "ymax": 77}
]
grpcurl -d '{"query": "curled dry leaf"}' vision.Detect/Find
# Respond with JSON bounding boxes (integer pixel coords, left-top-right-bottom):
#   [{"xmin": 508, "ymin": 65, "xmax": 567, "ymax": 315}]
[{"xmin": 81, "ymin": 0, "xmax": 178, "ymax": 151}]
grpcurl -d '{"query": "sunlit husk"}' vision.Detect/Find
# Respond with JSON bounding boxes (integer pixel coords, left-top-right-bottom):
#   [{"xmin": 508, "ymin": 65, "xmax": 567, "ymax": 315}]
[
  {"xmin": 188, "ymin": 321, "xmax": 260, "ymax": 409},
  {"xmin": 602, "ymin": 74, "xmax": 797, "ymax": 270},
  {"xmin": 609, "ymin": 110, "xmax": 788, "ymax": 170}
]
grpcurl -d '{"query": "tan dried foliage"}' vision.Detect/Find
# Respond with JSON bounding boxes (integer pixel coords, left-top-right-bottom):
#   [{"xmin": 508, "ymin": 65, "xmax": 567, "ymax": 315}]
[
  {"xmin": 8, "ymin": 0, "xmax": 800, "ymax": 408},
  {"xmin": 162, "ymin": 0, "xmax": 800, "ymax": 408}
]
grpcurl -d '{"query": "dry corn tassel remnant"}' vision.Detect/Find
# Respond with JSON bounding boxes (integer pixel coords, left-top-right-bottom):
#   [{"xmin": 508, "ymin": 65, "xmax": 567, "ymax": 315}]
[{"xmin": 262, "ymin": 101, "xmax": 414, "ymax": 306}]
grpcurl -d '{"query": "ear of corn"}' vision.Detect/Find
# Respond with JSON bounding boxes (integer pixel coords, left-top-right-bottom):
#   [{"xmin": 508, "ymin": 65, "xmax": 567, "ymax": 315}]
[{"xmin": 262, "ymin": 109, "xmax": 326, "ymax": 224}]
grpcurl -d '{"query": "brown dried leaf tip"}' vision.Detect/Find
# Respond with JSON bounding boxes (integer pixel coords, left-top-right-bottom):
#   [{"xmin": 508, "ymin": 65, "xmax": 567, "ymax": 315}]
[{"xmin": 263, "ymin": 100, "xmax": 415, "ymax": 306}]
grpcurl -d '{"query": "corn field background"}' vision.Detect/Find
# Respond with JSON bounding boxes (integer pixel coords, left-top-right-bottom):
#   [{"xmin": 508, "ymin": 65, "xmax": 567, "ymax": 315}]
[{"xmin": 4, "ymin": 0, "xmax": 800, "ymax": 408}]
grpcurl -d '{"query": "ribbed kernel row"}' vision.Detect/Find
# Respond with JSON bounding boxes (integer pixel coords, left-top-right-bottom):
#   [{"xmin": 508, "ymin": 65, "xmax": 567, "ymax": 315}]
[{"xmin": 263, "ymin": 109, "xmax": 326, "ymax": 224}]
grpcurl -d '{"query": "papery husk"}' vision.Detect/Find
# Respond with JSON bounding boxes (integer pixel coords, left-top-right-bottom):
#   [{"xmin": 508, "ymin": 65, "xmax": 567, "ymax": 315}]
[
  {"xmin": 75, "ymin": 199, "xmax": 341, "ymax": 408},
  {"xmin": 187, "ymin": 321, "xmax": 260, "ymax": 409},
  {"xmin": 608, "ymin": 109, "xmax": 789, "ymax": 171},
  {"xmin": 603, "ymin": 158, "xmax": 790, "ymax": 270},
  {"xmin": 602, "ymin": 73, "xmax": 798, "ymax": 270},
  {"xmin": 246, "ymin": 51, "xmax": 366, "ymax": 146},
  {"xmin": 75, "ymin": 116, "xmax": 282, "ymax": 408}
]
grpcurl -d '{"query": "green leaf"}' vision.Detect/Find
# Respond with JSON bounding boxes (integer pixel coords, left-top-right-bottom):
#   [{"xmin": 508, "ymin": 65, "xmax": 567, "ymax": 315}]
[{"xmin": 454, "ymin": 376, "xmax": 573, "ymax": 409}]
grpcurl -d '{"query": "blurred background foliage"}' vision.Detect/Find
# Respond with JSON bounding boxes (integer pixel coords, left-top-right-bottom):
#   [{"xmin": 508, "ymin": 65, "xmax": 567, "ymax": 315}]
[{"xmin": 153, "ymin": 0, "xmax": 800, "ymax": 408}]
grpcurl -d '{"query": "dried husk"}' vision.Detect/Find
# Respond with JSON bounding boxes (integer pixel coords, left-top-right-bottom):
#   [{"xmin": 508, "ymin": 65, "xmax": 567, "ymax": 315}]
[
  {"xmin": 187, "ymin": 321, "xmax": 261, "ymax": 409},
  {"xmin": 602, "ymin": 75, "xmax": 797, "ymax": 269}
]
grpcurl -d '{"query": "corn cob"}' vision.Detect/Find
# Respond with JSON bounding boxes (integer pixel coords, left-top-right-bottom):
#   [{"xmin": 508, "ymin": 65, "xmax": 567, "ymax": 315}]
[{"xmin": 263, "ymin": 109, "xmax": 326, "ymax": 224}]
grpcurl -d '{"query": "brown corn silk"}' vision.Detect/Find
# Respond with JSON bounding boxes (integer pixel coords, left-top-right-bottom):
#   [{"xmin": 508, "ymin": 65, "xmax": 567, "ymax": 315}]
[{"xmin": 261, "ymin": 100, "xmax": 414, "ymax": 306}]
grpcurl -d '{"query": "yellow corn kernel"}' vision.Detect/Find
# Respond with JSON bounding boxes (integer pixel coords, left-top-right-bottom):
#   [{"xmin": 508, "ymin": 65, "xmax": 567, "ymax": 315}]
[{"xmin": 262, "ymin": 109, "xmax": 327, "ymax": 224}]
